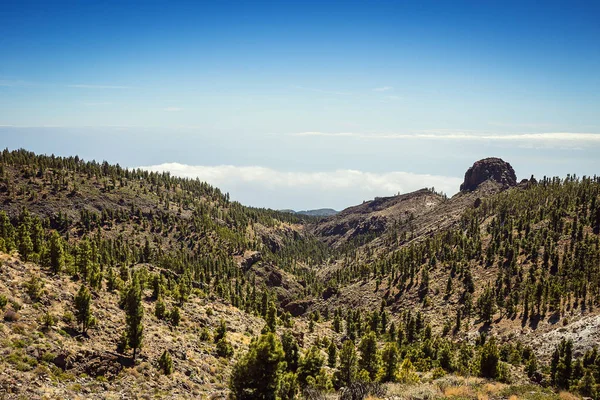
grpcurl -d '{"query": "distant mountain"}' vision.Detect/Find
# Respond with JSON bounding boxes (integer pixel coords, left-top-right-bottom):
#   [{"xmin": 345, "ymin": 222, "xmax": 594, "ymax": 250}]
[{"xmin": 280, "ymin": 208, "xmax": 339, "ymax": 217}]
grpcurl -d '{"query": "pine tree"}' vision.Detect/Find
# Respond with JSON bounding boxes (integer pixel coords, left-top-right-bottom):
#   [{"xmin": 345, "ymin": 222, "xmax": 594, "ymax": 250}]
[
  {"xmin": 77, "ymin": 239, "xmax": 92, "ymax": 281},
  {"xmin": 17, "ymin": 222, "xmax": 33, "ymax": 261},
  {"xmin": 230, "ymin": 332, "xmax": 285, "ymax": 400},
  {"xmin": 358, "ymin": 331, "xmax": 381, "ymax": 382},
  {"xmin": 215, "ymin": 319, "xmax": 227, "ymax": 342},
  {"xmin": 327, "ymin": 341, "xmax": 337, "ymax": 368},
  {"xmin": 297, "ymin": 346, "xmax": 324, "ymax": 386},
  {"xmin": 158, "ymin": 350, "xmax": 173, "ymax": 375},
  {"xmin": 154, "ymin": 296, "xmax": 166, "ymax": 319},
  {"xmin": 281, "ymin": 331, "xmax": 300, "ymax": 372},
  {"xmin": 265, "ymin": 301, "xmax": 277, "ymax": 332},
  {"xmin": 477, "ymin": 285, "xmax": 496, "ymax": 324},
  {"xmin": 216, "ymin": 337, "xmax": 234, "ymax": 358},
  {"xmin": 169, "ymin": 306, "xmax": 181, "ymax": 326},
  {"xmin": 48, "ymin": 231, "xmax": 65, "ymax": 274},
  {"xmin": 333, "ymin": 313, "xmax": 342, "ymax": 333},
  {"xmin": 479, "ymin": 337, "xmax": 499, "ymax": 379},
  {"xmin": 334, "ymin": 340, "xmax": 358, "ymax": 389},
  {"xmin": 381, "ymin": 342, "xmax": 400, "ymax": 382},
  {"xmin": 578, "ymin": 370, "xmax": 597, "ymax": 399},
  {"xmin": 74, "ymin": 284, "xmax": 92, "ymax": 333},
  {"xmin": 124, "ymin": 275, "xmax": 144, "ymax": 361}
]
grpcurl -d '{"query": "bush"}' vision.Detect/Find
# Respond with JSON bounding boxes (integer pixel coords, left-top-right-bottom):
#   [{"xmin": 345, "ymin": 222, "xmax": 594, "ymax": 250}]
[
  {"xmin": 154, "ymin": 299, "xmax": 166, "ymax": 320},
  {"xmin": 62, "ymin": 311, "xmax": 75, "ymax": 324},
  {"xmin": 397, "ymin": 359, "xmax": 419, "ymax": 384},
  {"xmin": 25, "ymin": 274, "xmax": 44, "ymax": 302},
  {"xmin": 230, "ymin": 333, "xmax": 285, "ymax": 399},
  {"xmin": 298, "ymin": 346, "xmax": 324, "ymax": 387},
  {"xmin": 169, "ymin": 307, "xmax": 181, "ymax": 327},
  {"xmin": 496, "ymin": 361, "xmax": 511, "ymax": 383},
  {"xmin": 214, "ymin": 319, "xmax": 227, "ymax": 342},
  {"xmin": 158, "ymin": 350, "xmax": 173, "ymax": 375},
  {"xmin": 479, "ymin": 337, "xmax": 500, "ymax": 379},
  {"xmin": 278, "ymin": 372, "xmax": 299, "ymax": 400},
  {"xmin": 41, "ymin": 312, "xmax": 55, "ymax": 329},
  {"xmin": 0, "ymin": 294, "xmax": 7, "ymax": 310},
  {"xmin": 199, "ymin": 327, "xmax": 211, "ymax": 341},
  {"xmin": 216, "ymin": 337, "xmax": 234, "ymax": 359}
]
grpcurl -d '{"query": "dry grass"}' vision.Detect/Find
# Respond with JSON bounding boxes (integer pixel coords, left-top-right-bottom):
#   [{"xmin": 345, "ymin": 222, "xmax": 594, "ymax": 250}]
[
  {"xmin": 444, "ymin": 385, "xmax": 473, "ymax": 397},
  {"xmin": 386, "ymin": 382, "xmax": 442, "ymax": 399},
  {"xmin": 559, "ymin": 392, "xmax": 579, "ymax": 400},
  {"xmin": 481, "ymin": 382, "xmax": 506, "ymax": 395},
  {"xmin": 508, "ymin": 395, "xmax": 519, "ymax": 400}
]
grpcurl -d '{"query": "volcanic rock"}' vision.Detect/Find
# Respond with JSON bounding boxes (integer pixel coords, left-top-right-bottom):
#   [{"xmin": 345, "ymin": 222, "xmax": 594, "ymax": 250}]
[{"xmin": 460, "ymin": 157, "xmax": 517, "ymax": 192}]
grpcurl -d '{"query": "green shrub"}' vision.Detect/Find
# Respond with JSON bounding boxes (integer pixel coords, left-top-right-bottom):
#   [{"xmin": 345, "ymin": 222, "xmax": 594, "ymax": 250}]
[
  {"xmin": 199, "ymin": 327, "xmax": 211, "ymax": 341},
  {"xmin": 158, "ymin": 350, "xmax": 173, "ymax": 375},
  {"xmin": 216, "ymin": 338, "xmax": 234, "ymax": 359},
  {"xmin": 230, "ymin": 332, "xmax": 285, "ymax": 399},
  {"xmin": 154, "ymin": 299, "xmax": 166, "ymax": 320}
]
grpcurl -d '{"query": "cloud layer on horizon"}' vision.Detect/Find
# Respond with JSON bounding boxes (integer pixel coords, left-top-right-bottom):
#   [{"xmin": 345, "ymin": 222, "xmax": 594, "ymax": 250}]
[
  {"xmin": 293, "ymin": 131, "xmax": 600, "ymax": 147},
  {"xmin": 136, "ymin": 163, "xmax": 462, "ymax": 210}
]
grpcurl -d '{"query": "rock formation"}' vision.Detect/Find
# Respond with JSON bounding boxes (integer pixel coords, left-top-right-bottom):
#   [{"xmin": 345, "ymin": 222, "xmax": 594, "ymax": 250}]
[{"xmin": 460, "ymin": 157, "xmax": 517, "ymax": 191}]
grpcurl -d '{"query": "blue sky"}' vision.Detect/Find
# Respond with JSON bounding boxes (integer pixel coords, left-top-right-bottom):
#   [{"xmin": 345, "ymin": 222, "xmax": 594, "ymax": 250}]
[{"xmin": 1, "ymin": 1, "xmax": 599, "ymax": 210}]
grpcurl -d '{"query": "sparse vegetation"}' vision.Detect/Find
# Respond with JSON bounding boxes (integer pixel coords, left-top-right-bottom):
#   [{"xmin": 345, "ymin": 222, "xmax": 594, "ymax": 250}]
[{"xmin": 0, "ymin": 150, "xmax": 599, "ymax": 398}]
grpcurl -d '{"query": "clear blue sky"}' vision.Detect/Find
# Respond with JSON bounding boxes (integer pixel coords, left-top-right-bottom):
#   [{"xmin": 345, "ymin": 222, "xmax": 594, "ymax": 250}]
[{"xmin": 1, "ymin": 1, "xmax": 599, "ymax": 210}]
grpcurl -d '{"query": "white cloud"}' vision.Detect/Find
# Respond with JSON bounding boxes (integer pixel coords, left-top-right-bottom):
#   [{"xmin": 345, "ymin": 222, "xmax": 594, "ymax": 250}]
[
  {"xmin": 373, "ymin": 86, "xmax": 393, "ymax": 92},
  {"xmin": 292, "ymin": 131, "xmax": 600, "ymax": 146},
  {"xmin": 163, "ymin": 107, "xmax": 182, "ymax": 112},
  {"xmin": 136, "ymin": 163, "xmax": 462, "ymax": 210}
]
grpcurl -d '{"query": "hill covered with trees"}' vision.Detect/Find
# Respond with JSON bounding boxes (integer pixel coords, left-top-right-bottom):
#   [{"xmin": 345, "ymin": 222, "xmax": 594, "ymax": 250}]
[{"xmin": 1, "ymin": 149, "xmax": 600, "ymax": 400}]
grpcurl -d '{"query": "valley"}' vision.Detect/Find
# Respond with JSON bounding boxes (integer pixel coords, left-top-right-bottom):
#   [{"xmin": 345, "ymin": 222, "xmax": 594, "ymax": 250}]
[{"xmin": 1, "ymin": 150, "xmax": 599, "ymax": 399}]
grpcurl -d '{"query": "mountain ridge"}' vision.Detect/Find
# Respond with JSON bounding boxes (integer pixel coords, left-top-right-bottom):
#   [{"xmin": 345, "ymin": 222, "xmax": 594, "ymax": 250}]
[{"xmin": 1, "ymin": 149, "xmax": 599, "ymax": 399}]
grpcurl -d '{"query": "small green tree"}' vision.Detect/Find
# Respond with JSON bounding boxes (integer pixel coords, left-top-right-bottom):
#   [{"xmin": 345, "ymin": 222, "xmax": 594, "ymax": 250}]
[
  {"xmin": 215, "ymin": 319, "xmax": 227, "ymax": 342},
  {"xmin": 155, "ymin": 298, "xmax": 166, "ymax": 320},
  {"xmin": 124, "ymin": 276, "xmax": 144, "ymax": 361},
  {"xmin": 265, "ymin": 301, "xmax": 278, "ymax": 332},
  {"xmin": 278, "ymin": 372, "xmax": 299, "ymax": 400},
  {"xmin": 216, "ymin": 337, "xmax": 234, "ymax": 358},
  {"xmin": 25, "ymin": 274, "xmax": 44, "ymax": 302},
  {"xmin": 578, "ymin": 370, "xmax": 597, "ymax": 399},
  {"xmin": 358, "ymin": 331, "xmax": 381, "ymax": 382},
  {"xmin": 158, "ymin": 350, "xmax": 173, "ymax": 375},
  {"xmin": 381, "ymin": 342, "xmax": 400, "ymax": 382},
  {"xmin": 297, "ymin": 346, "xmax": 324, "ymax": 387},
  {"xmin": 169, "ymin": 306, "xmax": 181, "ymax": 326},
  {"xmin": 74, "ymin": 284, "xmax": 92, "ymax": 333},
  {"xmin": 477, "ymin": 286, "xmax": 496, "ymax": 324},
  {"xmin": 76, "ymin": 239, "xmax": 92, "ymax": 281},
  {"xmin": 230, "ymin": 332, "xmax": 285, "ymax": 400},
  {"xmin": 327, "ymin": 341, "xmax": 337, "ymax": 368},
  {"xmin": 282, "ymin": 331, "xmax": 300, "ymax": 372},
  {"xmin": 333, "ymin": 313, "xmax": 342, "ymax": 333},
  {"xmin": 334, "ymin": 340, "xmax": 358, "ymax": 389},
  {"xmin": 479, "ymin": 337, "xmax": 499, "ymax": 379},
  {"xmin": 17, "ymin": 223, "xmax": 33, "ymax": 261},
  {"xmin": 48, "ymin": 231, "xmax": 65, "ymax": 274}
]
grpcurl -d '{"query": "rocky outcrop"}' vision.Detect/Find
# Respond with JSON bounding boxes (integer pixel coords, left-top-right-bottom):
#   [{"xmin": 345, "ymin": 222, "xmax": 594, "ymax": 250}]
[
  {"xmin": 240, "ymin": 251, "xmax": 262, "ymax": 271},
  {"xmin": 284, "ymin": 299, "xmax": 314, "ymax": 316},
  {"xmin": 460, "ymin": 158, "xmax": 517, "ymax": 192}
]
